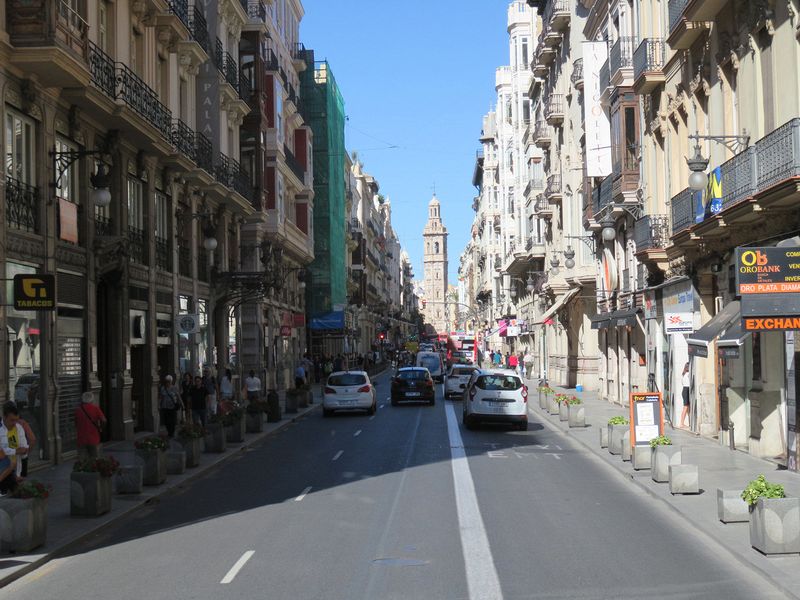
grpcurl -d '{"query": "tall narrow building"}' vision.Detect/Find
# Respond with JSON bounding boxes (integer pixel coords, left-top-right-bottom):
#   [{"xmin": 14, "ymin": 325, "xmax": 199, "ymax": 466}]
[{"xmin": 422, "ymin": 195, "xmax": 449, "ymax": 336}]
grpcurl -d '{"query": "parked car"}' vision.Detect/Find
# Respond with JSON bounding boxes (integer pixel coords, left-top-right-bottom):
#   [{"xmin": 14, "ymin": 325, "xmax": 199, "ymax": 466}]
[
  {"xmin": 416, "ymin": 351, "xmax": 445, "ymax": 383},
  {"xmin": 13, "ymin": 373, "xmax": 40, "ymax": 409},
  {"xmin": 322, "ymin": 371, "xmax": 377, "ymax": 417},
  {"xmin": 462, "ymin": 369, "xmax": 528, "ymax": 430},
  {"xmin": 391, "ymin": 367, "xmax": 435, "ymax": 406},
  {"xmin": 445, "ymin": 365, "xmax": 479, "ymax": 399}
]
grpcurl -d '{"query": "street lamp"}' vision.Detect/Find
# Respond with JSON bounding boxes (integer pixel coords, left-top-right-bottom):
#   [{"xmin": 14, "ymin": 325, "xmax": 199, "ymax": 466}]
[
  {"xmin": 686, "ymin": 142, "xmax": 709, "ymax": 192},
  {"xmin": 51, "ymin": 147, "xmax": 112, "ymax": 207},
  {"xmin": 601, "ymin": 217, "xmax": 616, "ymax": 242},
  {"xmin": 549, "ymin": 255, "xmax": 560, "ymax": 276},
  {"xmin": 563, "ymin": 246, "xmax": 576, "ymax": 270}
]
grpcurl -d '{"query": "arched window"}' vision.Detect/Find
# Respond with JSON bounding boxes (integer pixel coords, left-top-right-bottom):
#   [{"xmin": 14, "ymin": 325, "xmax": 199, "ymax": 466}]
[{"xmin": 434, "ymin": 242, "xmax": 439, "ymax": 254}]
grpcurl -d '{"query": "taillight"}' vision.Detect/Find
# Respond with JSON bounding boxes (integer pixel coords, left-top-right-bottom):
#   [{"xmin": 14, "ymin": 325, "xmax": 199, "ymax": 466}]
[
  {"xmin": 324, "ymin": 386, "xmax": 336, "ymax": 394},
  {"xmin": 521, "ymin": 385, "xmax": 528, "ymax": 402},
  {"xmin": 425, "ymin": 379, "xmax": 433, "ymax": 387},
  {"xmin": 358, "ymin": 385, "xmax": 371, "ymax": 393}
]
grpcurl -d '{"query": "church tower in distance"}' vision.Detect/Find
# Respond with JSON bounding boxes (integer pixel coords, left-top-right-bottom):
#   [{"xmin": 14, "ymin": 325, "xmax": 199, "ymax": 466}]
[{"xmin": 422, "ymin": 195, "xmax": 449, "ymax": 336}]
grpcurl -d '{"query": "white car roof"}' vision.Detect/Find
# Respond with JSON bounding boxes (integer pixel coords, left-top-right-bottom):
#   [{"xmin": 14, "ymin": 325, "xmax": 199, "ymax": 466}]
[{"xmin": 329, "ymin": 370, "xmax": 368, "ymax": 377}]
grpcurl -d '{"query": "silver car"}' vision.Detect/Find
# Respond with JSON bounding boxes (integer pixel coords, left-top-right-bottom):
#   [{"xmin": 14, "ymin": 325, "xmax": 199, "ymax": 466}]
[
  {"xmin": 462, "ymin": 369, "xmax": 528, "ymax": 431},
  {"xmin": 445, "ymin": 365, "xmax": 478, "ymax": 399}
]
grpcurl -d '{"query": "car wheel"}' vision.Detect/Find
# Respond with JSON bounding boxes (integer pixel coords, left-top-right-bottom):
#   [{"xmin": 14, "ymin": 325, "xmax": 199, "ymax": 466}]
[
  {"xmin": 464, "ymin": 415, "xmax": 476, "ymax": 430},
  {"xmin": 391, "ymin": 397, "xmax": 398, "ymax": 406},
  {"xmin": 516, "ymin": 421, "xmax": 528, "ymax": 431},
  {"xmin": 323, "ymin": 408, "xmax": 333, "ymax": 418},
  {"xmin": 368, "ymin": 402, "xmax": 376, "ymax": 415}
]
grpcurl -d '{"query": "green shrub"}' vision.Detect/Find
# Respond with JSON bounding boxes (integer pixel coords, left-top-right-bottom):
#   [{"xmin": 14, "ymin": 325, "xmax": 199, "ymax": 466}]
[
  {"xmin": 567, "ymin": 396, "xmax": 582, "ymax": 406},
  {"xmin": 741, "ymin": 475, "xmax": 786, "ymax": 507},
  {"xmin": 649, "ymin": 435, "xmax": 672, "ymax": 448},
  {"xmin": 608, "ymin": 416, "xmax": 629, "ymax": 426}
]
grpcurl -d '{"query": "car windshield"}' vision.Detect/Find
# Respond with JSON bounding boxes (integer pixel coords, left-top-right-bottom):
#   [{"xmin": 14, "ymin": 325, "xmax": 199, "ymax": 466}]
[
  {"xmin": 475, "ymin": 375, "xmax": 522, "ymax": 391},
  {"xmin": 397, "ymin": 370, "xmax": 429, "ymax": 380},
  {"xmin": 452, "ymin": 368, "xmax": 477, "ymax": 377},
  {"xmin": 328, "ymin": 373, "xmax": 367, "ymax": 386},
  {"xmin": 419, "ymin": 356, "xmax": 440, "ymax": 369}
]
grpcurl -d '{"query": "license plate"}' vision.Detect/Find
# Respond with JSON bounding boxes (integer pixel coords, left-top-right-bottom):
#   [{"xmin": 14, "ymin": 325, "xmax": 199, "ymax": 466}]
[{"xmin": 406, "ymin": 392, "xmax": 421, "ymax": 397}]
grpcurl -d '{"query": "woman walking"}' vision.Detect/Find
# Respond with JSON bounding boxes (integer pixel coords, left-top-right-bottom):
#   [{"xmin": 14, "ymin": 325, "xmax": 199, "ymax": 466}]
[{"xmin": 159, "ymin": 375, "xmax": 183, "ymax": 438}]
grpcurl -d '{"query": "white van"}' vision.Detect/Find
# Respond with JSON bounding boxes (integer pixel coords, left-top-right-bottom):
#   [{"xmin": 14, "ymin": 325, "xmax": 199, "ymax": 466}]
[{"xmin": 416, "ymin": 351, "xmax": 445, "ymax": 383}]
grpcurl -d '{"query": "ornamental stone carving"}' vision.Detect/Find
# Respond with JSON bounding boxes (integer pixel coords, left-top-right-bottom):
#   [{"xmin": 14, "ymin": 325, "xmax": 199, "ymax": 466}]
[
  {"xmin": 7, "ymin": 233, "xmax": 45, "ymax": 259},
  {"xmin": 56, "ymin": 246, "xmax": 88, "ymax": 268}
]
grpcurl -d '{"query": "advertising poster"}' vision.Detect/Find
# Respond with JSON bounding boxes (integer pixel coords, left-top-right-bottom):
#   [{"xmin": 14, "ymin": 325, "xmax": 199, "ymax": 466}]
[{"xmin": 663, "ymin": 280, "xmax": 695, "ymax": 334}]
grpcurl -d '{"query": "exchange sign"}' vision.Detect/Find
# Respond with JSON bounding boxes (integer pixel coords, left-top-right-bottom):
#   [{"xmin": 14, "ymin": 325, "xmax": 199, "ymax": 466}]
[{"xmin": 736, "ymin": 247, "xmax": 800, "ymax": 294}]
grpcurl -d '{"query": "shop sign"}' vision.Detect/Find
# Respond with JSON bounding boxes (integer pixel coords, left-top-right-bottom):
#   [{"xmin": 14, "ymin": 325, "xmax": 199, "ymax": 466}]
[
  {"xmin": 718, "ymin": 346, "xmax": 740, "ymax": 359},
  {"xmin": 280, "ymin": 325, "xmax": 292, "ymax": 337},
  {"xmin": 629, "ymin": 392, "xmax": 664, "ymax": 446},
  {"xmin": 175, "ymin": 314, "xmax": 199, "ymax": 334},
  {"xmin": 644, "ymin": 291, "xmax": 657, "ymax": 320},
  {"xmin": 663, "ymin": 280, "xmax": 694, "ymax": 333},
  {"xmin": 736, "ymin": 247, "xmax": 800, "ymax": 294},
  {"xmin": 58, "ymin": 198, "xmax": 79, "ymax": 244},
  {"xmin": 13, "ymin": 274, "xmax": 55, "ymax": 310},
  {"xmin": 743, "ymin": 316, "xmax": 800, "ymax": 331},
  {"xmin": 292, "ymin": 313, "xmax": 305, "ymax": 327}
]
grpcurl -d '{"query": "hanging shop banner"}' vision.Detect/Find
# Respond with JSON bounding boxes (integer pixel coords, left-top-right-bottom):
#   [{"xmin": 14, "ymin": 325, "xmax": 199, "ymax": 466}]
[
  {"xmin": 13, "ymin": 274, "xmax": 55, "ymax": 310},
  {"xmin": 695, "ymin": 167, "xmax": 722, "ymax": 224},
  {"xmin": 644, "ymin": 290, "xmax": 657, "ymax": 320},
  {"xmin": 280, "ymin": 325, "xmax": 292, "ymax": 337},
  {"xmin": 629, "ymin": 392, "xmax": 664, "ymax": 446},
  {"xmin": 742, "ymin": 316, "xmax": 800, "ymax": 331},
  {"xmin": 663, "ymin": 279, "xmax": 695, "ymax": 333},
  {"xmin": 582, "ymin": 41, "xmax": 612, "ymax": 177},
  {"xmin": 58, "ymin": 199, "xmax": 79, "ymax": 244},
  {"xmin": 602, "ymin": 248, "xmax": 618, "ymax": 301},
  {"xmin": 736, "ymin": 247, "xmax": 800, "ymax": 294}
]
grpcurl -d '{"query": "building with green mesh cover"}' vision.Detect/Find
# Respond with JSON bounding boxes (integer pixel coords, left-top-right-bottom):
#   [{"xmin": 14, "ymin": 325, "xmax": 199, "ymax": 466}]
[{"xmin": 300, "ymin": 54, "xmax": 347, "ymax": 353}]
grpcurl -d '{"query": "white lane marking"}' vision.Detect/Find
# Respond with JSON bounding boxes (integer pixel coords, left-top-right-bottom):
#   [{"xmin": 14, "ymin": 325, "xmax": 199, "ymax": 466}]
[
  {"xmin": 295, "ymin": 486, "xmax": 312, "ymax": 502},
  {"xmin": 220, "ymin": 551, "xmax": 255, "ymax": 584},
  {"xmin": 369, "ymin": 415, "xmax": 376, "ymax": 421},
  {"xmin": 354, "ymin": 429, "xmax": 362, "ymax": 437},
  {"xmin": 332, "ymin": 450, "xmax": 344, "ymax": 461},
  {"xmin": 445, "ymin": 403, "xmax": 504, "ymax": 600}
]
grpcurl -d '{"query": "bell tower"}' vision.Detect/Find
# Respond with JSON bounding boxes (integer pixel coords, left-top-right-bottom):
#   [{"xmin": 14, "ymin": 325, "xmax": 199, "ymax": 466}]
[{"xmin": 422, "ymin": 195, "xmax": 449, "ymax": 335}]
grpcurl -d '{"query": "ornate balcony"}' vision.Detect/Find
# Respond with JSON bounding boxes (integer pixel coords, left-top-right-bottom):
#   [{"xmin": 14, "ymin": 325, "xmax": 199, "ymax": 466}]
[
  {"xmin": 7, "ymin": 0, "xmax": 90, "ymax": 87},
  {"xmin": 195, "ymin": 133, "xmax": 213, "ymax": 173},
  {"xmin": 170, "ymin": 119, "xmax": 197, "ymax": 163},
  {"xmin": 545, "ymin": 93, "xmax": 564, "ymax": 126},
  {"xmin": 284, "ymin": 144, "xmax": 306, "ymax": 184},
  {"xmin": 667, "ymin": 0, "xmax": 709, "ymax": 50},
  {"xmin": 127, "ymin": 226, "xmax": 148, "ymax": 265},
  {"xmin": 534, "ymin": 194, "xmax": 553, "ymax": 219},
  {"xmin": 544, "ymin": 0, "xmax": 570, "ymax": 32},
  {"xmin": 291, "ymin": 42, "xmax": 307, "ymax": 70},
  {"xmin": 524, "ymin": 178, "xmax": 544, "ymax": 203},
  {"xmin": 633, "ymin": 39, "xmax": 666, "ymax": 94},
  {"xmin": 670, "ymin": 188, "xmax": 694, "ymax": 236},
  {"xmin": 5, "ymin": 176, "xmax": 41, "ymax": 234},
  {"xmin": 545, "ymin": 173, "xmax": 562, "ymax": 202},
  {"xmin": 571, "ymin": 58, "xmax": 583, "ymax": 90},
  {"xmin": 117, "ymin": 64, "xmax": 172, "ymax": 140},
  {"xmin": 188, "ymin": 6, "xmax": 210, "ymax": 56},
  {"xmin": 634, "ymin": 214, "xmax": 669, "ymax": 253},
  {"xmin": 533, "ymin": 119, "xmax": 551, "ymax": 148},
  {"xmin": 609, "ymin": 36, "xmax": 636, "ymax": 86},
  {"xmin": 593, "ymin": 175, "xmax": 613, "ymax": 220},
  {"xmin": 247, "ymin": 0, "xmax": 266, "ymax": 22}
]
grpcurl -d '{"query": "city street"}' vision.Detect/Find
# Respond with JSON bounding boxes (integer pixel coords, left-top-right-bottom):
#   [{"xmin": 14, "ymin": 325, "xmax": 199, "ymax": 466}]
[{"xmin": 4, "ymin": 371, "xmax": 786, "ymax": 600}]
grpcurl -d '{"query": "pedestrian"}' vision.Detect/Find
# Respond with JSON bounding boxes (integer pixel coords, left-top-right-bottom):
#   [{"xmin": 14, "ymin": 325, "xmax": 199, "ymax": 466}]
[
  {"xmin": 294, "ymin": 362, "xmax": 306, "ymax": 389},
  {"xmin": 17, "ymin": 416, "xmax": 36, "ymax": 477},
  {"xmin": 190, "ymin": 376, "xmax": 208, "ymax": 426},
  {"xmin": 505, "ymin": 352, "xmax": 511, "ymax": 369},
  {"xmin": 243, "ymin": 369, "xmax": 261, "ymax": 402},
  {"xmin": 333, "ymin": 354, "xmax": 344, "ymax": 372},
  {"xmin": 523, "ymin": 349, "xmax": 534, "ymax": 379},
  {"xmin": 509, "ymin": 352, "xmax": 518, "ymax": 371},
  {"xmin": 75, "ymin": 392, "xmax": 106, "ymax": 459},
  {"xmin": 219, "ymin": 368, "xmax": 234, "ymax": 403},
  {"xmin": 0, "ymin": 449, "xmax": 14, "ymax": 495},
  {"xmin": 203, "ymin": 368, "xmax": 217, "ymax": 419},
  {"xmin": 517, "ymin": 352, "xmax": 526, "ymax": 378},
  {"xmin": 181, "ymin": 372, "xmax": 193, "ymax": 405},
  {"xmin": 0, "ymin": 402, "xmax": 29, "ymax": 482},
  {"xmin": 159, "ymin": 375, "xmax": 183, "ymax": 438},
  {"xmin": 680, "ymin": 362, "xmax": 691, "ymax": 429}
]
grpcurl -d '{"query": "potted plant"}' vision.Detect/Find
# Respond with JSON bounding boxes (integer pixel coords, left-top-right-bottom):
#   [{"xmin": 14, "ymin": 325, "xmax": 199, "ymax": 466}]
[
  {"xmin": 285, "ymin": 388, "xmax": 300, "ymax": 414},
  {"xmin": 135, "ymin": 435, "xmax": 168, "ymax": 486},
  {"xmin": 222, "ymin": 406, "xmax": 246, "ymax": 443},
  {"xmin": 245, "ymin": 401, "xmax": 266, "ymax": 433},
  {"xmin": 0, "ymin": 480, "xmax": 50, "ymax": 552},
  {"xmin": 177, "ymin": 423, "xmax": 205, "ymax": 467},
  {"xmin": 567, "ymin": 396, "xmax": 585, "ymax": 428},
  {"xmin": 266, "ymin": 389, "xmax": 281, "ymax": 422},
  {"xmin": 607, "ymin": 416, "xmax": 629, "ymax": 455},
  {"xmin": 71, "ymin": 455, "xmax": 119, "ymax": 516},
  {"xmin": 742, "ymin": 475, "xmax": 800, "ymax": 555},
  {"xmin": 650, "ymin": 435, "xmax": 681, "ymax": 483},
  {"xmin": 205, "ymin": 415, "xmax": 228, "ymax": 453},
  {"xmin": 548, "ymin": 391, "xmax": 561, "ymax": 416},
  {"xmin": 537, "ymin": 386, "xmax": 552, "ymax": 410},
  {"xmin": 556, "ymin": 394, "xmax": 570, "ymax": 421}
]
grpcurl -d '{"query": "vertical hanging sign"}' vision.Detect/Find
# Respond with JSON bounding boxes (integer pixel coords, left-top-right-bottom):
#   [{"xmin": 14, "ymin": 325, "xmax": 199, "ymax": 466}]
[{"xmin": 582, "ymin": 41, "xmax": 612, "ymax": 177}]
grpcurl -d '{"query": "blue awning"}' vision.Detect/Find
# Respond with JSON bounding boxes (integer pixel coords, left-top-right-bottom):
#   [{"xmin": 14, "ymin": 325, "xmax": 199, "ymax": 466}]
[{"xmin": 309, "ymin": 311, "xmax": 345, "ymax": 330}]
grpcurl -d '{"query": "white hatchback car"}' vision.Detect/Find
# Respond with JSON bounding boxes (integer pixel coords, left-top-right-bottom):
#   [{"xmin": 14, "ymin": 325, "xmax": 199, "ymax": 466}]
[
  {"xmin": 462, "ymin": 369, "xmax": 528, "ymax": 430},
  {"xmin": 445, "ymin": 365, "xmax": 479, "ymax": 399},
  {"xmin": 323, "ymin": 371, "xmax": 377, "ymax": 417}
]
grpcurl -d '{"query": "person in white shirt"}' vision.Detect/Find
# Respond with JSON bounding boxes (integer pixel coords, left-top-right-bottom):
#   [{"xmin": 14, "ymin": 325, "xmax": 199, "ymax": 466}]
[
  {"xmin": 680, "ymin": 363, "xmax": 691, "ymax": 429},
  {"xmin": 0, "ymin": 402, "xmax": 29, "ymax": 486},
  {"xmin": 243, "ymin": 370, "xmax": 262, "ymax": 402},
  {"xmin": 220, "ymin": 368, "xmax": 234, "ymax": 401}
]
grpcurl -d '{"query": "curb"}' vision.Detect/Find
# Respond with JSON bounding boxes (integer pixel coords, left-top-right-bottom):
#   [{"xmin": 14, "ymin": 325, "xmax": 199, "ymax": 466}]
[
  {"xmin": 528, "ymin": 403, "xmax": 800, "ymax": 600},
  {"xmin": 0, "ymin": 402, "xmax": 320, "ymax": 589}
]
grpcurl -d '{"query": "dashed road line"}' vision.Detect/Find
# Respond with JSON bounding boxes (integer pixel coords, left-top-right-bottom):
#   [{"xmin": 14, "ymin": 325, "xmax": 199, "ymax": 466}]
[
  {"xmin": 354, "ymin": 429, "xmax": 362, "ymax": 437},
  {"xmin": 220, "ymin": 551, "xmax": 255, "ymax": 584},
  {"xmin": 332, "ymin": 450, "xmax": 344, "ymax": 461},
  {"xmin": 295, "ymin": 486, "xmax": 312, "ymax": 502}
]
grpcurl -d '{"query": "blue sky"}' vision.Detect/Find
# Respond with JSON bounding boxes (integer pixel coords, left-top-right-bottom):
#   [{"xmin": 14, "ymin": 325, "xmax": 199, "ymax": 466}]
[{"xmin": 301, "ymin": 1, "xmax": 509, "ymax": 284}]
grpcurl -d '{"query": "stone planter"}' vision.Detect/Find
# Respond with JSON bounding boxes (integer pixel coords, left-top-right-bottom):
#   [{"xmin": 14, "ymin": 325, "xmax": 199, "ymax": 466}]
[
  {"xmin": 135, "ymin": 448, "xmax": 166, "ymax": 486},
  {"xmin": 178, "ymin": 437, "xmax": 202, "ymax": 468},
  {"xmin": 246, "ymin": 412, "xmax": 264, "ymax": 433},
  {"xmin": 749, "ymin": 497, "xmax": 800, "ymax": 555},
  {"xmin": 285, "ymin": 391, "xmax": 300, "ymax": 414},
  {"xmin": 717, "ymin": 489, "xmax": 749, "ymax": 523},
  {"xmin": 548, "ymin": 396, "xmax": 559, "ymax": 415},
  {"xmin": 225, "ymin": 416, "xmax": 246, "ymax": 443},
  {"xmin": 115, "ymin": 465, "xmax": 143, "ymax": 494},
  {"xmin": 599, "ymin": 427, "xmax": 608, "ymax": 448},
  {"xmin": 267, "ymin": 390, "xmax": 281, "ymax": 422},
  {"xmin": 558, "ymin": 402, "xmax": 569, "ymax": 422},
  {"xmin": 568, "ymin": 404, "xmax": 585, "ymax": 428},
  {"xmin": 70, "ymin": 471, "xmax": 112, "ymax": 517},
  {"xmin": 166, "ymin": 450, "xmax": 186, "ymax": 475},
  {"xmin": 608, "ymin": 424, "xmax": 628, "ymax": 455},
  {"xmin": 632, "ymin": 446, "xmax": 652, "ymax": 470},
  {"xmin": 669, "ymin": 464, "xmax": 700, "ymax": 494},
  {"xmin": 538, "ymin": 391, "xmax": 549, "ymax": 410},
  {"xmin": 204, "ymin": 422, "xmax": 227, "ymax": 453},
  {"xmin": 651, "ymin": 445, "xmax": 681, "ymax": 483},
  {"xmin": 0, "ymin": 496, "xmax": 47, "ymax": 553},
  {"xmin": 621, "ymin": 430, "xmax": 631, "ymax": 462}
]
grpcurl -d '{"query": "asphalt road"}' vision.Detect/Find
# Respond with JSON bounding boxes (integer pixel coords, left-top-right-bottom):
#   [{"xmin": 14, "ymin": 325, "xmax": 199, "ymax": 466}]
[{"xmin": 3, "ymin": 370, "xmax": 787, "ymax": 600}]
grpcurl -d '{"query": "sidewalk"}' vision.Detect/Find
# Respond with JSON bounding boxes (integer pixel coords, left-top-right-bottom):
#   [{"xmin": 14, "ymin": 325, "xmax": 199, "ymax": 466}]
[
  {"xmin": 0, "ymin": 386, "xmax": 324, "ymax": 588},
  {"xmin": 525, "ymin": 378, "xmax": 800, "ymax": 599}
]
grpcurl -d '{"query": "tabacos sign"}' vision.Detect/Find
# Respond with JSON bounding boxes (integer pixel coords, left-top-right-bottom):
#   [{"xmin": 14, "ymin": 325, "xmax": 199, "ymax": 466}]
[
  {"xmin": 13, "ymin": 274, "xmax": 55, "ymax": 310},
  {"xmin": 736, "ymin": 247, "xmax": 800, "ymax": 294}
]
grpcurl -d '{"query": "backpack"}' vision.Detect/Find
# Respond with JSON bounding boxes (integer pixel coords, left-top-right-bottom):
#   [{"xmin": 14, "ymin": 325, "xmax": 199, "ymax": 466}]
[{"xmin": 159, "ymin": 386, "xmax": 178, "ymax": 410}]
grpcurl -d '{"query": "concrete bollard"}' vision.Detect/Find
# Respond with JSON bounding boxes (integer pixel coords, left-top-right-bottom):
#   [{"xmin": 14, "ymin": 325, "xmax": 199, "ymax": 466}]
[
  {"xmin": 717, "ymin": 488, "xmax": 749, "ymax": 523},
  {"xmin": 632, "ymin": 446, "xmax": 652, "ymax": 470},
  {"xmin": 599, "ymin": 427, "xmax": 608, "ymax": 448},
  {"xmin": 621, "ymin": 429, "xmax": 631, "ymax": 462},
  {"xmin": 669, "ymin": 464, "xmax": 700, "ymax": 495}
]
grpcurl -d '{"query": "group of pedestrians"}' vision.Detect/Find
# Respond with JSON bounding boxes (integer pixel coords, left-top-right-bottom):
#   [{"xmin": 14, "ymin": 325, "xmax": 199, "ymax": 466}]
[
  {"xmin": 0, "ymin": 401, "xmax": 38, "ymax": 495},
  {"xmin": 158, "ymin": 367, "xmax": 240, "ymax": 436},
  {"xmin": 485, "ymin": 349, "xmax": 534, "ymax": 379}
]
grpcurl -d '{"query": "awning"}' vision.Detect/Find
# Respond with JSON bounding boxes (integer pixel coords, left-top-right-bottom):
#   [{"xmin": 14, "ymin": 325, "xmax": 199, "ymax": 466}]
[
  {"xmin": 309, "ymin": 310, "xmax": 345, "ymax": 331},
  {"xmin": 687, "ymin": 301, "xmax": 740, "ymax": 358},
  {"xmin": 717, "ymin": 320, "xmax": 750, "ymax": 347},
  {"xmin": 534, "ymin": 288, "xmax": 580, "ymax": 325},
  {"xmin": 590, "ymin": 313, "xmax": 610, "ymax": 330},
  {"xmin": 609, "ymin": 308, "xmax": 642, "ymax": 328}
]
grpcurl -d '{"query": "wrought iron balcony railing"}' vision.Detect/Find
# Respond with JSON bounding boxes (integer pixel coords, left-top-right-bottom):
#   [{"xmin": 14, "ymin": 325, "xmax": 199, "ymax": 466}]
[
  {"xmin": 127, "ymin": 226, "xmax": 147, "ymax": 265},
  {"xmin": 593, "ymin": 175, "xmax": 613, "ymax": 216},
  {"xmin": 188, "ymin": 6, "xmax": 210, "ymax": 55},
  {"xmin": 609, "ymin": 36, "xmax": 636, "ymax": 76},
  {"xmin": 545, "ymin": 93, "xmax": 564, "ymax": 122},
  {"xmin": 195, "ymin": 132, "xmax": 213, "ymax": 173},
  {"xmin": 5, "ymin": 176, "xmax": 40, "ymax": 233},
  {"xmin": 231, "ymin": 161, "xmax": 253, "ymax": 200},
  {"xmin": 263, "ymin": 48, "xmax": 279, "ymax": 71},
  {"xmin": 178, "ymin": 244, "xmax": 192, "ymax": 277},
  {"xmin": 634, "ymin": 214, "xmax": 669, "ymax": 252},
  {"xmin": 214, "ymin": 38, "xmax": 224, "ymax": 74},
  {"xmin": 155, "ymin": 236, "xmax": 171, "ymax": 271},
  {"xmin": 292, "ymin": 42, "xmax": 306, "ymax": 60},
  {"xmin": 170, "ymin": 119, "xmax": 196, "ymax": 163},
  {"xmin": 116, "ymin": 63, "xmax": 172, "ymax": 139},
  {"xmin": 545, "ymin": 173, "xmax": 562, "ymax": 198},
  {"xmin": 599, "ymin": 59, "xmax": 610, "ymax": 92},
  {"xmin": 284, "ymin": 144, "xmax": 306, "ymax": 182},
  {"xmin": 168, "ymin": 0, "xmax": 189, "ymax": 29},
  {"xmin": 670, "ymin": 187, "xmax": 694, "ymax": 236},
  {"xmin": 571, "ymin": 57, "xmax": 583, "ymax": 88},
  {"xmin": 669, "ymin": 0, "xmax": 689, "ymax": 32},
  {"xmin": 214, "ymin": 152, "xmax": 232, "ymax": 187},
  {"xmin": 223, "ymin": 51, "xmax": 239, "ymax": 92},
  {"xmin": 633, "ymin": 38, "xmax": 665, "ymax": 81},
  {"xmin": 89, "ymin": 42, "xmax": 115, "ymax": 97},
  {"xmin": 239, "ymin": 71, "xmax": 252, "ymax": 101},
  {"xmin": 755, "ymin": 117, "xmax": 800, "ymax": 197}
]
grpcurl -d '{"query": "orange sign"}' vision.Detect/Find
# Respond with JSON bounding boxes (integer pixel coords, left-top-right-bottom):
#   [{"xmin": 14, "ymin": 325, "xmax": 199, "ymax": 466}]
[
  {"xmin": 59, "ymin": 198, "xmax": 78, "ymax": 244},
  {"xmin": 629, "ymin": 392, "xmax": 664, "ymax": 447},
  {"xmin": 743, "ymin": 317, "xmax": 800, "ymax": 331}
]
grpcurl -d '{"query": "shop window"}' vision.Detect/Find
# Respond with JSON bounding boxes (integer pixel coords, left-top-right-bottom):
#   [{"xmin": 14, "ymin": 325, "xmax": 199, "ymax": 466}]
[{"xmin": 5, "ymin": 108, "xmax": 35, "ymax": 184}]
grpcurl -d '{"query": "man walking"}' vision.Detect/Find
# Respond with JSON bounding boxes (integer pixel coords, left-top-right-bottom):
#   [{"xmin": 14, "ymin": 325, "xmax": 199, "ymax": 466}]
[
  {"xmin": 243, "ymin": 370, "xmax": 262, "ymax": 402},
  {"xmin": 75, "ymin": 392, "xmax": 106, "ymax": 459}
]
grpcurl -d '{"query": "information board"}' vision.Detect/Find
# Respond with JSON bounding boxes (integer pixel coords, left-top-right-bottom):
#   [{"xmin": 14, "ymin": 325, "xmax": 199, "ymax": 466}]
[
  {"xmin": 736, "ymin": 247, "xmax": 800, "ymax": 294},
  {"xmin": 629, "ymin": 392, "xmax": 664, "ymax": 447}
]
